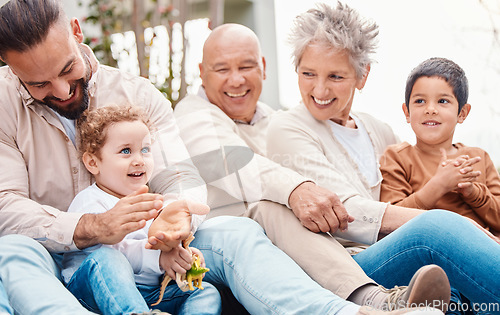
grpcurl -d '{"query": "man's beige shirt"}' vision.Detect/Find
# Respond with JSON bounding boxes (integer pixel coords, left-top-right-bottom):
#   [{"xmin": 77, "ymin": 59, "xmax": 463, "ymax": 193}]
[
  {"xmin": 174, "ymin": 90, "xmax": 309, "ymax": 217},
  {"xmin": 0, "ymin": 46, "xmax": 205, "ymax": 252}
]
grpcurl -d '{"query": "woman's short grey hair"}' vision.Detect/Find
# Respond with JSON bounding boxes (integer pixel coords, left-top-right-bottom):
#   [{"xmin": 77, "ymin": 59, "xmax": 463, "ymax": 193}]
[{"xmin": 288, "ymin": 2, "xmax": 378, "ymax": 79}]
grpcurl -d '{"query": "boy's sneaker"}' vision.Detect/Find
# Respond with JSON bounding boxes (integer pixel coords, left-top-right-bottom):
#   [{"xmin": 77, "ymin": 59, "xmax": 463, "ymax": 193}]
[{"xmin": 381, "ymin": 264, "xmax": 451, "ymax": 312}]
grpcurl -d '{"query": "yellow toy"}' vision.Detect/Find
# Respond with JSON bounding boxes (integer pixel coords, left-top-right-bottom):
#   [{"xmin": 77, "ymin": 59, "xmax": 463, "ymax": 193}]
[{"xmin": 151, "ymin": 233, "xmax": 209, "ymax": 306}]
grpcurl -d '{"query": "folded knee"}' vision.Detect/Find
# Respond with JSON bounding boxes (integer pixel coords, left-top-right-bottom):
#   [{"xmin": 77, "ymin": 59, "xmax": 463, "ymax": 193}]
[
  {"xmin": 404, "ymin": 210, "xmax": 471, "ymax": 238},
  {"xmin": 414, "ymin": 210, "xmax": 466, "ymax": 226},
  {"xmin": 0, "ymin": 234, "xmax": 39, "ymax": 247},
  {"xmin": 0, "ymin": 234, "xmax": 49, "ymax": 257},
  {"xmin": 0, "ymin": 234, "xmax": 58, "ymax": 274}
]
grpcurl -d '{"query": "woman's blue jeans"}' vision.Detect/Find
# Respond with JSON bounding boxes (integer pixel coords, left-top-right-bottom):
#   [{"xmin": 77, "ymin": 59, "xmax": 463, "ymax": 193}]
[{"xmin": 353, "ymin": 210, "xmax": 500, "ymax": 314}]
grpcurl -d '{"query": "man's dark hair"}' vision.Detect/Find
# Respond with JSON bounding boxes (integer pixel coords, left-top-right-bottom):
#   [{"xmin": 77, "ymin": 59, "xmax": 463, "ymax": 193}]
[
  {"xmin": 405, "ymin": 57, "xmax": 469, "ymax": 113},
  {"xmin": 0, "ymin": 0, "xmax": 63, "ymax": 59}
]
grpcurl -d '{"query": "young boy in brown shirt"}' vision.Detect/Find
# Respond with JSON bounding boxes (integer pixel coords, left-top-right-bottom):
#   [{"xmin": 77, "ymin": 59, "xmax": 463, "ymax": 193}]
[{"xmin": 380, "ymin": 57, "xmax": 500, "ymax": 235}]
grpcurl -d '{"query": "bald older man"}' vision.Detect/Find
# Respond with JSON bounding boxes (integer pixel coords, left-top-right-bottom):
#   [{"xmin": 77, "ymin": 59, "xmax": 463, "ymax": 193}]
[
  {"xmin": 174, "ymin": 23, "xmax": 450, "ymax": 312},
  {"xmin": 0, "ymin": 0, "xmax": 380, "ymax": 313}
]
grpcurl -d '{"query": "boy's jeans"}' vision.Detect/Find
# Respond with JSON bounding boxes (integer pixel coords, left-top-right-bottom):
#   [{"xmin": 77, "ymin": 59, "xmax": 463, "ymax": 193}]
[{"xmin": 354, "ymin": 210, "xmax": 500, "ymax": 314}]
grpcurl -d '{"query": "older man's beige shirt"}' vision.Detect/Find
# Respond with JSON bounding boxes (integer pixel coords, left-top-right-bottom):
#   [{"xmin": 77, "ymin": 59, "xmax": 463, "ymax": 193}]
[
  {"xmin": 0, "ymin": 46, "xmax": 205, "ymax": 252},
  {"xmin": 174, "ymin": 89, "xmax": 309, "ymax": 217}
]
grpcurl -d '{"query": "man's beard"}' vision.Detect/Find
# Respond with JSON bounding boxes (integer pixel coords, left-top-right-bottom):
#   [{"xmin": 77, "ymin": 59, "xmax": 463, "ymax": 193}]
[{"xmin": 43, "ymin": 78, "xmax": 89, "ymax": 120}]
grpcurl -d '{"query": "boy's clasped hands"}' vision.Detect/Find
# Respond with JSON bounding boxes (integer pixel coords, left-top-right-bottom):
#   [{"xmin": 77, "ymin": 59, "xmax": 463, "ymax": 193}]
[{"xmin": 436, "ymin": 149, "xmax": 482, "ymax": 198}]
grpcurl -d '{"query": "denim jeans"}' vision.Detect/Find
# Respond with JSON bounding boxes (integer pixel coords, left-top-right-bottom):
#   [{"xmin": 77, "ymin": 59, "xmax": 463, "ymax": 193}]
[
  {"xmin": 137, "ymin": 282, "xmax": 221, "ymax": 314},
  {"xmin": 0, "ymin": 234, "xmax": 96, "ymax": 314},
  {"xmin": 353, "ymin": 210, "xmax": 500, "ymax": 314},
  {"xmin": 66, "ymin": 247, "xmax": 151, "ymax": 314},
  {"xmin": 0, "ymin": 280, "xmax": 13, "ymax": 315},
  {"xmin": 191, "ymin": 216, "xmax": 355, "ymax": 315},
  {"xmin": 66, "ymin": 247, "xmax": 221, "ymax": 315}
]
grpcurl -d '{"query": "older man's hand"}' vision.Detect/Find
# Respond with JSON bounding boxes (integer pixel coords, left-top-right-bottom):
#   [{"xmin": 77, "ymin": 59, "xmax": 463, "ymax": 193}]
[{"xmin": 288, "ymin": 182, "xmax": 354, "ymax": 234}]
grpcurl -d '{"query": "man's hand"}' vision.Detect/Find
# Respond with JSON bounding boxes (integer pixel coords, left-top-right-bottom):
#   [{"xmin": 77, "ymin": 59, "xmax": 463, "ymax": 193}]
[
  {"xmin": 288, "ymin": 182, "xmax": 354, "ymax": 234},
  {"xmin": 73, "ymin": 185, "xmax": 163, "ymax": 249},
  {"xmin": 145, "ymin": 200, "xmax": 210, "ymax": 251},
  {"xmin": 159, "ymin": 244, "xmax": 192, "ymax": 279}
]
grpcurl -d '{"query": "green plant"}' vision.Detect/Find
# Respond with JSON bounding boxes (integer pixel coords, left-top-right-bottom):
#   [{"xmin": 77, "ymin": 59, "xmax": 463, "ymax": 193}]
[{"xmin": 79, "ymin": 0, "xmax": 120, "ymax": 68}]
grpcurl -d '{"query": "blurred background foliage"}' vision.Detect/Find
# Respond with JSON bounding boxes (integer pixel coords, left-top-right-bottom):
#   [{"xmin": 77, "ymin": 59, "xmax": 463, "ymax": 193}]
[
  {"xmin": 78, "ymin": 0, "xmax": 187, "ymax": 107},
  {"xmin": 0, "ymin": 0, "xmax": 223, "ymax": 107}
]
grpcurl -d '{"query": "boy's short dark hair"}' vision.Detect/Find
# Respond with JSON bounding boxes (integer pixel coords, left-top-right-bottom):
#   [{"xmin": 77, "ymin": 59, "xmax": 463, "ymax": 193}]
[{"xmin": 405, "ymin": 57, "xmax": 469, "ymax": 113}]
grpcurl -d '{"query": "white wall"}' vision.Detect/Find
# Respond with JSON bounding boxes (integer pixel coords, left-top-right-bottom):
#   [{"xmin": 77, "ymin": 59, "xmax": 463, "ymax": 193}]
[{"xmin": 274, "ymin": 0, "xmax": 500, "ymax": 167}]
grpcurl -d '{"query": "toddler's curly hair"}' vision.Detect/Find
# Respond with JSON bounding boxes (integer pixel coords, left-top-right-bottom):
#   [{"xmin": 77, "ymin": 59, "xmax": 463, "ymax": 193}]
[{"xmin": 77, "ymin": 105, "xmax": 153, "ymax": 159}]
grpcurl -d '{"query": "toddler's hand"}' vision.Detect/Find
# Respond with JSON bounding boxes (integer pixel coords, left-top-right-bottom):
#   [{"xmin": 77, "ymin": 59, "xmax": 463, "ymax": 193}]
[
  {"xmin": 159, "ymin": 244, "xmax": 192, "ymax": 279},
  {"xmin": 190, "ymin": 247, "xmax": 206, "ymax": 268}
]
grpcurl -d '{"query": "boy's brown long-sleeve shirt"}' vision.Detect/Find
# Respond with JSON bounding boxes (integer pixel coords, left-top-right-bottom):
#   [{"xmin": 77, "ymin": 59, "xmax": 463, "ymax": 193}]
[{"xmin": 380, "ymin": 141, "xmax": 500, "ymax": 232}]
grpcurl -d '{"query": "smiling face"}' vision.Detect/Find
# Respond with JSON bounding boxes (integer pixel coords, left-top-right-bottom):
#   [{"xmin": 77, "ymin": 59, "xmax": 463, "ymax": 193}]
[
  {"xmin": 200, "ymin": 25, "xmax": 266, "ymax": 123},
  {"xmin": 85, "ymin": 120, "xmax": 154, "ymax": 198},
  {"xmin": 297, "ymin": 44, "xmax": 368, "ymax": 126},
  {"xmin": 4, "ymin": 19, "xmax": 91, "ymax": 119},
  {"xmin": 403, "ymin": 76, "xmax": 470, "ymax": 152}
]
